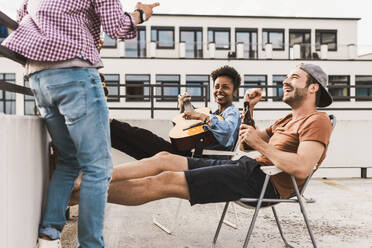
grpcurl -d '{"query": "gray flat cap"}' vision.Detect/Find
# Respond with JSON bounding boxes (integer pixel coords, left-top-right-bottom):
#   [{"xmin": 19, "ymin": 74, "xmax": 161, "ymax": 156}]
[{"xmin": 299, "ymin": 63, "xmax": 333, "ymax": 107}]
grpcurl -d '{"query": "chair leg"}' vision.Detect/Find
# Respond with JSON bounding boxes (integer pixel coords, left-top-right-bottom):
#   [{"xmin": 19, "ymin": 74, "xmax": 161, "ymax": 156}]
[
  {"xmin": 242, "ymin": 175, "xmax": 270, "ymax": 248},
  {"xmin": 153, "ymin": 199, "xmax": 184, "ymax": 235},
  {"xmin": 297, "ymin": 197, "xmax": 317, "ymax": 248},
  {"xmin": 272, "ymin": 206, "xmax": 295, "ymax": 248},
  {"xmin": 290, "ymin": 176, "xmax": 317, "ymax": 248},
  {"xmin": 215, "ymin": 202, "xmax": 239, "ymax": 229},
  {"xmin": 212, "ymin": 202, "xmax": 230, "ymax": 248}
]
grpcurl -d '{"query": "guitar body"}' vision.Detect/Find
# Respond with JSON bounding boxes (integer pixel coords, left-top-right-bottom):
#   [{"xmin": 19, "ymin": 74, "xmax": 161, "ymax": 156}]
[{"xmin": 169, "ymin": 107, "xmax": 216, "ymax": 151}]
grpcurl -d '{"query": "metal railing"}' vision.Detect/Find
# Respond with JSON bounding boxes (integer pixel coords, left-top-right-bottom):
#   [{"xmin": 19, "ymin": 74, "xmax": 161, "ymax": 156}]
[
  {"xmin": 0, "ymin": 11, "xmax": 32, "ymax": 115},
  {"xmin": 105, "ymin": 83, "xmax": 372, "ymax": 118},
  {"xmin": 0, "ymin": 11, "xmax": 27, "ymax": 65},
  {"xmin": 109, "ymin": 83, "xmax": 209, "ymax": 119}
]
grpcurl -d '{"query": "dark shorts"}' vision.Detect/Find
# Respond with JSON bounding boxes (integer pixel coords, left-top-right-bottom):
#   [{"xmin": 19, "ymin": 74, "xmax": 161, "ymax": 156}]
[{"xmin": 184, "ymin": 156, "xmax": 279, "ymax": 206}]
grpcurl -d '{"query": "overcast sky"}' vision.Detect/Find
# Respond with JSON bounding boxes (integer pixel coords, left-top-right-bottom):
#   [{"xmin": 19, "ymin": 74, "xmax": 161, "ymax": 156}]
[{"xmin": 1, "ymin": 0, "xmax": 371, "ymax": 55}]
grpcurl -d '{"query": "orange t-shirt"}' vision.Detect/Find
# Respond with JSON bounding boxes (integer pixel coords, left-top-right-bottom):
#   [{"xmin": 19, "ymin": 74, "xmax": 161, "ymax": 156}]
[{"xmin": 255, "ymin": 112, "xmax": 333, "ymax": 199}]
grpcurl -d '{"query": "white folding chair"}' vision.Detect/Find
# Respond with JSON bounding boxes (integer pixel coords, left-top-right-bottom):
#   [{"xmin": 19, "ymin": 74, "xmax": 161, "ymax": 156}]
[{"xmin": 212, "ymin": 114, "xmax": 336, "ymax": 248}]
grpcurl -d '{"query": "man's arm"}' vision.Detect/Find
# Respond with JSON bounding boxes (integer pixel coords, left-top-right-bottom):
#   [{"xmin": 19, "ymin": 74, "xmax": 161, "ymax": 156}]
[
  {"xmin": 239, "ymin": 88, "xmax": 270, "ymax": 150},
  {"xmin": 240, "ymin": 125, "xmax": 325, "ymax": 179},
  {"xmin": 93, "ymin": 0, "xmax": 159, "ymax": 40}
]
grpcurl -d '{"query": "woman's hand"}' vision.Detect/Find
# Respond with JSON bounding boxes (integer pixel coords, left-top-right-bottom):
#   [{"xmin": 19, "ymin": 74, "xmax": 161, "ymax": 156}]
[
  {"xmin": 183, "ymin": 112, "xmax": 209, "ymax": 122},
  {"xmin": 178, "ymin": 93, "xmax": 191, "ymax": 113}
]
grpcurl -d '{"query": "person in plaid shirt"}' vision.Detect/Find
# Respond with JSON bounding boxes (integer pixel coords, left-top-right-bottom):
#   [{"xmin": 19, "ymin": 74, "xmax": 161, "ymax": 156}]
[{"xmin": 2, "ymin": 1, "xmax": 159, "ymax": 247}]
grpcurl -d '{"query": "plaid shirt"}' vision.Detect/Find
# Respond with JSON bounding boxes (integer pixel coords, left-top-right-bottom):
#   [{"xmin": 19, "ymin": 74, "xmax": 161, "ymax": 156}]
[{"xmin": 2, "ymin": 0, "xmax": 137, "ymax": 64}]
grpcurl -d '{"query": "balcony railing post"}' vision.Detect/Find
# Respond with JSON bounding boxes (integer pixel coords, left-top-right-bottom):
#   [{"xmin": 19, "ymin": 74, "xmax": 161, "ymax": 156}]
[
  {"xmin": 179, "ymin": 42, "xmax": 186, "ymax": 58},
  {"xmin": 293, "ymin": 44, "xmax": 301, "ymax": 59},
  {"xmin": 347, "ymin": 44, "xmax": 357, "ymax": 60},
  {"xmin": 236, "ymin": 42, "xmax": 244, "ymax": 59},
  {"xmin": 208, "ymin": 43, "xmax": 216, "ymax": 58},
  {"xmin": 119, "ymin": 40, "xmax": 125, "ymax": 57},
  {"xmin": 264, "ymin": 43, "xmax": 272, "ymax": 59},
  {"xmin": 150, "ymin": 85, "xmax": 154, "ymax": 119},
  {"xmin": 150, "ymin": 42, "xmax": 156, "ymax": 58},
  {"xmin": 320, "ymin": 44, "xmax": 328, "ymax": 60},
  {"xmin": 204, "ymin": 84, "xmax": 208, "ymax": 107}
]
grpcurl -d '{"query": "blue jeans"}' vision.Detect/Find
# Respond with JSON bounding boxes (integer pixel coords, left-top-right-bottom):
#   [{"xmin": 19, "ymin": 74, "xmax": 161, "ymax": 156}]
[{"xmin": 29, "ymin": 68, "xmax": 113, "ymax": 248}]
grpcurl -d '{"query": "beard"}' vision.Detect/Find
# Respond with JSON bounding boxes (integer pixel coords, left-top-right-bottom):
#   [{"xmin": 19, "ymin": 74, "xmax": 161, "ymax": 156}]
[{"xmin": 283, "ymin": 87, "xmax": 308, "ymax": 108}]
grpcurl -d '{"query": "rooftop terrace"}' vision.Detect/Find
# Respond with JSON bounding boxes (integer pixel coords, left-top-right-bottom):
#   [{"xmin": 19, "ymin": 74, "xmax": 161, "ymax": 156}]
[{"xmin": 62, "ymin": 177, "xmax": 372, "ymax": 248}]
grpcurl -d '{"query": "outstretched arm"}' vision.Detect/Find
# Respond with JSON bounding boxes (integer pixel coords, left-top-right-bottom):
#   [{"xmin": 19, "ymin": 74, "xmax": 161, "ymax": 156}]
[{"xmin": 93, "ymin": 0, "xmax": 159, "ymax": 40}]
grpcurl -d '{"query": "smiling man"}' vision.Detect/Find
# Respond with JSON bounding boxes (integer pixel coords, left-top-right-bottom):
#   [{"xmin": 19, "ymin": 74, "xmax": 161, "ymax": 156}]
[{"xmin": 71, "ymin": 63, "xmax": 333, "ymax": 210}]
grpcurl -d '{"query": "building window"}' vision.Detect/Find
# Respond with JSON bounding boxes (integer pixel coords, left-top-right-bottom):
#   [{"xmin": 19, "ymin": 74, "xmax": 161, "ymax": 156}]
[
  {"xmin": 208, "ymin": 28, "xmax": 230, "ymax": 50},
  {"xmin": 103, "ymin": 74, "xmax": 120, "ymax": 102},
  {"xmin": 244, "ymin": 75, "xmax": 267, "ymax": 101},
  {"xmin": 0, "ymin": 73, "xmax": 16, "ymax": 114},
  {"xmin": 355, "ymin": 76, "xmax": 372, "ymax": 101},
  {"xmin": 272, "ymin": 75, "xmax": 286, "ymax": 101},
  {"xmin": 125, "ymin": 26, "xmax": 146, "ymax": 57},
  {"xmin": 180, "ymin": 28, "xmax": 203, "ymax": 58},
  {"xmin": 125, "ymin": 74, "xmax": 150, "ymax": 102},
  {"xmin": 24, "ymin": 80, "xmax": 38, "ymax": 115},
  {"xmin": 151, "ymin": 27, "xmax": 175, "ymax": 49},
  {"xmin": 186, "ymin": 75, "xmax": 209, "ymax": 101},
  {"xmin": 328, "ymin": 75, "xmax": 350, "ymax": 101},
  {"xmin": 156, "ymin": 75, "xmax": 180, "ymax": 101},
  {"xmin": 236, "ymin": 29, "xmax": 258, "ymax": 59},
  {"xmin": 262, "ymin": 29, "xmax": 285, "ymax": 50},
  {"xmin": 102, "ymin": 33, "xmax": 117, "ymax": 48},
  {"xmin": 289, "ymin": 29, "xmax": 311, "ymax": 59},
  {"xmin": 316, "ymin": 30, "xmax": 337, "ymax": 51}
]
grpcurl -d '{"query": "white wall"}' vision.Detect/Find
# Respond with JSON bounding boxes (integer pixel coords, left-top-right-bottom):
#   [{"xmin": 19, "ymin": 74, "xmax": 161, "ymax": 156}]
[{"xmin": 0, "ymin": 114, "xmax": 49, "ymax": 248}]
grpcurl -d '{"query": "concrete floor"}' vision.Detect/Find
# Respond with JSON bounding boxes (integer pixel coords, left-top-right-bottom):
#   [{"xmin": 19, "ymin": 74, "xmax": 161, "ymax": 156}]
[{"xmin": 96, "ymin": 178, "xmax": 372, "ymax": 248}]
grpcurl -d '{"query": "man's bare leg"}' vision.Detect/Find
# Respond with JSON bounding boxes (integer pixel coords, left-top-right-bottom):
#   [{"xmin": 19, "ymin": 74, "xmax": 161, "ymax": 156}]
[
  {"xmin": 112, "ymin": 152, "xmax": 188, "ymax": 181},
  {"xmin": 73, "ymin": 152, "xmax": 188, "ymax": 191},
  {"xmin": 71, "ymin": 152, "xmax": 189, "ymax": 205},
  {"xmin": 108, "ymin": 171, "xmax": 190, "ymax": 206}
]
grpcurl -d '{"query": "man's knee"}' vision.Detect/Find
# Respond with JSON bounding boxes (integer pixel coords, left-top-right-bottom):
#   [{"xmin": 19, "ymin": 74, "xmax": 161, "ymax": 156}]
[
  {"xmin": 154, "ymin": 151, "xmax": 175, "ymax": 165},
  {"xmin": 154, "ymin": 151, "xmax": 171, "ymax": 158},
  {"xmin": 153, "ymin": 152, "xmax": 187, "ymax": 171},
  {"xmin": 153, "ymin": 171, "xmax": 175, "ymax": 184}
]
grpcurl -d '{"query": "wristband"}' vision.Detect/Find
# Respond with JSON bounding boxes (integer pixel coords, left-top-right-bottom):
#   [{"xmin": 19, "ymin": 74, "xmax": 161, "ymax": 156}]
[
  {"xmin": 203, "ymin": 116, "xmax": 210, "ymax": 125},
  {"xmin": 135, "ymin": 8, "xmax": 145, "ymax": 24}
]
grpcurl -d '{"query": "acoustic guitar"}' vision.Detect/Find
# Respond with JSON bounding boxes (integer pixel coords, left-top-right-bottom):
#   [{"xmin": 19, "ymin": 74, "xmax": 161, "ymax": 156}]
[{"xmin": 169, "ymin": 97, "xmax": 222, "ymax": 151}]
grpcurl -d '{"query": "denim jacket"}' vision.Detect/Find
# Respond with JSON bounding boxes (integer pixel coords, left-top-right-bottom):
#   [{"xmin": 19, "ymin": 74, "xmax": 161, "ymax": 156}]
[{"xmin": 204, "ymin": 104, "xmax": 241, "ymax": 151}]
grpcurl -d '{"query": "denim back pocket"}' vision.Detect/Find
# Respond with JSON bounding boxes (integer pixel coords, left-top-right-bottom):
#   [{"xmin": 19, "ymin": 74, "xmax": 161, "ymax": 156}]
[{"xmin": 46, "ymin": 80, "xmax": 87, "ymax": 125}]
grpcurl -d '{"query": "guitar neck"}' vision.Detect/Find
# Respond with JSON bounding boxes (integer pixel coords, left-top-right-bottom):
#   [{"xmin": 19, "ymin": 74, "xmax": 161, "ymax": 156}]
[{"xmin": 183, "ymin": 98, "xmax": 194, "ymax": 112}]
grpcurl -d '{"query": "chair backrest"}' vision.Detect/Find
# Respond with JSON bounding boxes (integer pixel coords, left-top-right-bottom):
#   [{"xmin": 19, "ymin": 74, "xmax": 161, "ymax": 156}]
[{"xmin": 300, "ymin": 114, "xmax": 336, "ymax": 194}]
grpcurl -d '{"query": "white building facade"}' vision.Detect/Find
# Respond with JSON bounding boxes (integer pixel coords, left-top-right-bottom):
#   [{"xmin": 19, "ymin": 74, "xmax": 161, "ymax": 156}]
[{"xmin": 1, "ymin": 14, "xmax": 372, "ymax": 121}]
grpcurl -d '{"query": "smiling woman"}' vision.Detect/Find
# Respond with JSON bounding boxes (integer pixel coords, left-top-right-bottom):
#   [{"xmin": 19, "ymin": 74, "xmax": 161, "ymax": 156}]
[{"xmin": 109, "ymin": 65, "xmax": 243, "ymax": 163}]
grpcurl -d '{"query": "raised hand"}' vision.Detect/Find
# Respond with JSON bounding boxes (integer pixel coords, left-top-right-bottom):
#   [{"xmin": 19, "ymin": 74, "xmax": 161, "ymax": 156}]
[
  {"xmin": 244, "ymin": 88, "xmax": 262, "ymax": 108},
  {"xmin": 135, "ymin": 2, "xmax": 160, "ymax": 21},
  {"xmin": 178, "ymin": 93, "xmax": 191, "ymax": 113}
]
